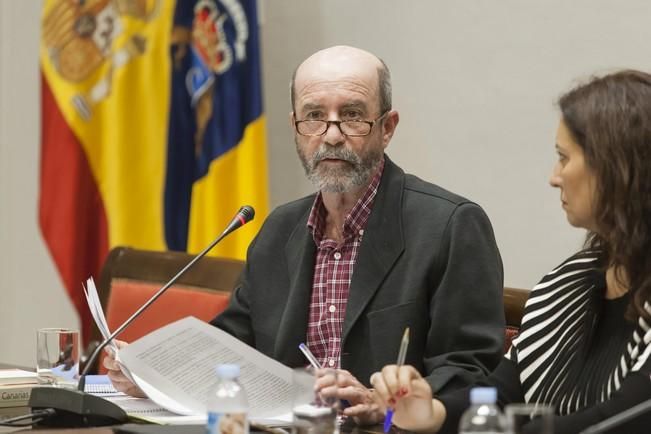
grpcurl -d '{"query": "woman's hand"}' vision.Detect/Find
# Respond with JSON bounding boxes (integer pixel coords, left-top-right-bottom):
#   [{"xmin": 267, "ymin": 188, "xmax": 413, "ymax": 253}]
[
  {"xmin": 370, "ymin": 365, "xmax": 445, "ymax": 432},
  {"xmin": 103, "ymin": 340, "xmax": 146, "ymax": 398}
]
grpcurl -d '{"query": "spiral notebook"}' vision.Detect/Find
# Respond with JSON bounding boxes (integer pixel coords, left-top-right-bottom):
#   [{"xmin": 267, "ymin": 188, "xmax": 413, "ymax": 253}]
[
  {"xmin": 84, "ymin": 375, "xmax": 119, "ymax": 394},
  {"xmin": 84, "ymin": 375, "xmax": 173, "ymax": 418}
]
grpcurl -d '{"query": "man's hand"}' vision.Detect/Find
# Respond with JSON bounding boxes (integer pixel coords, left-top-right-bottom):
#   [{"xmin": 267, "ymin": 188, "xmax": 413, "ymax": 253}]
[
  {"xmin": 103, "ymin": 340, "xmax": 146, "ymax": 398},
  {"xmin": 315, "ymin": 369, "xmax": 384, "ymax": 425}
]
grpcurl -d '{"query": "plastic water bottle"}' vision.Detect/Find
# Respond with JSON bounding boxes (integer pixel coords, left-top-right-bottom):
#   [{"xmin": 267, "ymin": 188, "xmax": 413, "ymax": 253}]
[
  {"xmin": 458, "ymin": 387, "xmax": 505, "ymax": 434},
  {"xmin": 206, "ymin": 364, "xmax": 249, "ymax": 434}
]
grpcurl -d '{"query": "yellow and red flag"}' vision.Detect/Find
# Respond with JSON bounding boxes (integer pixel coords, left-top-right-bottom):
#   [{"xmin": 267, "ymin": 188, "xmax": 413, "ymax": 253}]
[{"xmin": 39, "ymin": 0, "xmax": 268, "ymax": 343}]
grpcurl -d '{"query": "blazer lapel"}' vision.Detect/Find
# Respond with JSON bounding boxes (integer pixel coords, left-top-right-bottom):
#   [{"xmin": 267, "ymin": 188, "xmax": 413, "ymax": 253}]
[
  {"xmin": 342, "ymin": 157, "xmax": 405, "ymax": 341},
  {"xmin": 274, "ymin": 208, "xmax": 316, "ymax": 365}
]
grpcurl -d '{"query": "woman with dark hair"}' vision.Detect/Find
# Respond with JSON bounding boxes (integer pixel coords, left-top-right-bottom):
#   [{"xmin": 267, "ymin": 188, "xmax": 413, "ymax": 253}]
[{"xmin": 368, "ymin": 70, "xmax": 651, "ymax": 434}]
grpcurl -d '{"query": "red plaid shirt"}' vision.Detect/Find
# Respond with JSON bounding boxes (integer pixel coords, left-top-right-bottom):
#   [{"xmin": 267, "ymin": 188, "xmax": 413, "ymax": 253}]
[{"xmin": 305, "ymin": 159, "xmax": 385, "ymax": 368}]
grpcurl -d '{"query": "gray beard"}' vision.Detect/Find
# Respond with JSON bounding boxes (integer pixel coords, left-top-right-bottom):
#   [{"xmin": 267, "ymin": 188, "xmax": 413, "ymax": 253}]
[{"xmin": 297, "ymin": 143, "xmax": 383, "ymax": 193}]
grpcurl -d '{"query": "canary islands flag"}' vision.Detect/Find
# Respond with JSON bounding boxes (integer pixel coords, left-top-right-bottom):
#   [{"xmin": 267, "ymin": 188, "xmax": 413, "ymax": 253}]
[{"xmin": 39, "ymin": 0, "xmax": 268, "ymax": 343}]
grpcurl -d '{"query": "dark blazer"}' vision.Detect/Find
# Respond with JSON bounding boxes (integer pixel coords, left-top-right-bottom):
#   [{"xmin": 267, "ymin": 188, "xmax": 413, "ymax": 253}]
[{"xmin": 212, "ymin": 156, "xmax": 504, "ymax": 394}]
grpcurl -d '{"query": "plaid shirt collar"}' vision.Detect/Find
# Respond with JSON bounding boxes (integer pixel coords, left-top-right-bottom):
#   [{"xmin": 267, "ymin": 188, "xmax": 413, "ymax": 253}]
[{"xmin": 307, "ymin": 157, "xmax": 385, "ymax": 244}]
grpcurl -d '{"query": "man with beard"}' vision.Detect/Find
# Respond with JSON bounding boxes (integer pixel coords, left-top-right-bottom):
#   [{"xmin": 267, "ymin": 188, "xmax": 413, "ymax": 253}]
[{"xmin": 105, "ymin": 46, "xmax": 504, "ymax": 425}]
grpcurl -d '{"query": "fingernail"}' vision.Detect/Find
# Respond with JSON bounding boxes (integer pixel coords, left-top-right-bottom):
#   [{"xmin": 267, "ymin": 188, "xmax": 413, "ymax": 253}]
[{"xmin": 388, "ymin": 398, "xmax": 396, "ymax": 406}]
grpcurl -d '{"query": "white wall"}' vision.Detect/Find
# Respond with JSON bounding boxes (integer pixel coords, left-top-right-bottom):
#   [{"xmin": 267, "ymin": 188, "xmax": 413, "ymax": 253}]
[
  {"xmin": 3, "ymin": 0, "xmax": 651, "ymax": 367},
  {"xmin": 0, "ymin": 0, "xmax": 79, "ymax": 367},
  {"xmin": 260, "ymin": 0, "xmax": 651, "ymax": 290}
]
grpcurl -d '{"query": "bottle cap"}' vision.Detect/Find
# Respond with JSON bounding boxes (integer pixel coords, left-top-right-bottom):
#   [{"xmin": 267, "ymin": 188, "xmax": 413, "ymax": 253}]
[
  {"xmin": 469, "ymin": 387, "xmax": 497, "ymax": 404},
  {"xmin": 215, "ymin": 364, "xmax": 240, "ymax": 379}
]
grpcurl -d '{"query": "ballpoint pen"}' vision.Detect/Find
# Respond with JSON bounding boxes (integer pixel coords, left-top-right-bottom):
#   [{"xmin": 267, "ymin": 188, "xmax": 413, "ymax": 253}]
[
  {"xmin": 383, "ymin": 327, "xmax": 410, "ymax": 433},
  {"xmin": 299, "ymin": 342, "xmax": 323, "ymax": 369},
  {"xmin": 298, "ymin": 342, "xmax": 351, "ymax": 409}
]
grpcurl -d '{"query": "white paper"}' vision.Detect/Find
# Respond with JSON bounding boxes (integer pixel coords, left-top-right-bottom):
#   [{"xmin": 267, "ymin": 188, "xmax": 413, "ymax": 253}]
[
  {"xmin": 90, "ymin": 389, "xmax": 205, "ymax": 423},
  {"xmin": 106, "ymin": 395, "xmax": 170, "ymax": 416},
  {"xmin": 134, "ymin": 371, "xmax": 195, "ymax": 415},
  {"xmin": 103, "ymin": 392, "xmax": 291, "ymax": 426},
  {"xmin": 82, "ymin": 275, "xmax": 294, "ymax": 425},
  {"xmin": 83, "ymin": 277, "xmax": 115, "ymax": 351},
  {"xmin": 0, "ymin": 368, "xmax": 39, "ymax": 385},
  {"xmin": 83, "ymin": 277, "xmax": 137, "ymax": 384},
  {"xmin": 119, "ymin": 316, "xmax": 295, "ymax": 420}
]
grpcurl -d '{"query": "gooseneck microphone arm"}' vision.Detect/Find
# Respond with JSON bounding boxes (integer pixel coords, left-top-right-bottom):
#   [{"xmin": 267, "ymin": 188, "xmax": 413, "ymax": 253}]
[
  {"xmin": 77, "ymin": 205, "xmax": 255, "ymax": 391},
  {"xmin": 28, "ymin": 205, "xmax": 254, "ymax": 428},
  {"xmin": 578, "ymin": 397, "xmax": 651, "ymax": 434}
]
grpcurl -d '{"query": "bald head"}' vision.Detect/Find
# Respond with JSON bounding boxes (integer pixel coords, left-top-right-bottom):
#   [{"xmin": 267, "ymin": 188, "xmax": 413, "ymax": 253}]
[{"xmin": 290, "ymin": 45, "xmax": 392, "ymax": 115}]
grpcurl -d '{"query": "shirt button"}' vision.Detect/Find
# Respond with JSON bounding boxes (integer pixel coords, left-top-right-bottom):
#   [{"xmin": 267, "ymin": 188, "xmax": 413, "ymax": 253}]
[
  {"xmin": 333, "ymin": 252, "xmax": 342, "ymax": 260},
  {"xmin": 358, "ymin": 229, "xmax": 364, "ymax": 236},
  {"xmin": 328, "ymin": 359, "xmax": 335, "ymax": 367},
  {"xmin": 329, "ymin": 305, "xmax": 336, "ymax": 313}
]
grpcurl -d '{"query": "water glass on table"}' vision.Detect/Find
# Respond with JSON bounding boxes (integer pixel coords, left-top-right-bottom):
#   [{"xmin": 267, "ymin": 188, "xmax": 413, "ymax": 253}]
[
  {"xmin": 505, "ymin": 403, "xmax": 554, "ymax": 434},
  {"xmin": 36, "ymin": 327, "xmax": 80, "ymax": 388},
  {"xmin": 291, "ymin": 366, "xmax": 339, "ymax": 434}
]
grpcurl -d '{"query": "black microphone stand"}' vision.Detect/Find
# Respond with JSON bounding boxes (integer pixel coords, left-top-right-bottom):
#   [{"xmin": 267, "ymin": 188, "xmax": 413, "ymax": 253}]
[
  {"xmin": 79, "ymin": 206, "xmax": 253, "ymax": 390},
  {"xmin": 578, "ymin": 398, "xmax": 651, "ymax": 434}
]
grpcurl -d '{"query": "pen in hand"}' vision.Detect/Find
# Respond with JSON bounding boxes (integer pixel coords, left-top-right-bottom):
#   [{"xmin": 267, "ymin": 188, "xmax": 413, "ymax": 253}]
[
  {"xmin": 299, "ymin": 343, "xmax": 322, "ymax": 369},
  {"xmin": 383, "ymin": 327, "xmax": 410, "ymax": 433}
]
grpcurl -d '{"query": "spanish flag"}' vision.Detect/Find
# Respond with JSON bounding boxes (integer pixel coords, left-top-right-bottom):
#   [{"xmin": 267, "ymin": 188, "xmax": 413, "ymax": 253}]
[{"xmin": 39, "ymin": 0, "xmax": 268, "ymax": 343}]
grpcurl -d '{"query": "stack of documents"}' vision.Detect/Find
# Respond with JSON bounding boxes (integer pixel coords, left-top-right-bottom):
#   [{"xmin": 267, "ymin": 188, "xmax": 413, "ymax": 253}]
[{"xmin": 0, "ymin": 369, "xmax": 39, "ymax": 408}]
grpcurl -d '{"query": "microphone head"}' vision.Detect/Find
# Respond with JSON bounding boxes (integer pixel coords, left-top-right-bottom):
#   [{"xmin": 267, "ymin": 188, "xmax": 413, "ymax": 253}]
[{"xmin": 239, "ymin": 205, "xmax": 255, "ymax": 223}]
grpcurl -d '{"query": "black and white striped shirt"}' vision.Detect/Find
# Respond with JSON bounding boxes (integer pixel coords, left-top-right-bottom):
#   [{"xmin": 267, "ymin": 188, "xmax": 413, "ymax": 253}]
[{"xmin": 507, "ymin": 250, "xmax": 651, "ymax": 414}]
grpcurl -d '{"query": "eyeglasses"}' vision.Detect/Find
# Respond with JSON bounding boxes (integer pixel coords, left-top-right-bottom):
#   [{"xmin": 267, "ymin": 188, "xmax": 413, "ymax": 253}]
[{"xmin": 294, "ymin": 112, "xmax": 388, "ymax": 137}]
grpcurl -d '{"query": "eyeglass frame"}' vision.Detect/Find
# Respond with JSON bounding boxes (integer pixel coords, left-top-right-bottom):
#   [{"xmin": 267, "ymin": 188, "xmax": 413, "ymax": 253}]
[{"xmin": 293, "ymin": 111, "xmax": 390, "ymax": 137}]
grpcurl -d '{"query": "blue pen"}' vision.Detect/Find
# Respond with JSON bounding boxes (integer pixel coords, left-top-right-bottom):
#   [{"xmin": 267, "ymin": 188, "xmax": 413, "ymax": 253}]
[
  {"xmin": 299, "ymin": 343, "xmax": 322, "ymax": 369},
  {"xmin": 298, "ymin": 343, "xmax": 351, "ymax": 409},
  {"xmin": 383, "ymin": 327, "xmax": 410, "ymax": 433}
]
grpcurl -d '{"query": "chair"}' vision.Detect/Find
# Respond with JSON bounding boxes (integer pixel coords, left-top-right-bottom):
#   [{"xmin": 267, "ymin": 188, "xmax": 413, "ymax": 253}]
[
  {"xmin": 92, "ymin": 246, "xmax": 245, "ymax": 372},
  {"xmin": 503, "ymin": 286, "xmax": 530, "ymax": 353}
]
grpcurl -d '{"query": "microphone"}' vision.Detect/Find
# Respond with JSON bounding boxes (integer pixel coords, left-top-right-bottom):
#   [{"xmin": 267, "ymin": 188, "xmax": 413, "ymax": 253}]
[
  {"xmin": 28, "ymin": 206, "xmax": 255, "ymax": 427},
  {"xmin": 578, "ymin": 398, "xmax": 651, "ymax": 434}
]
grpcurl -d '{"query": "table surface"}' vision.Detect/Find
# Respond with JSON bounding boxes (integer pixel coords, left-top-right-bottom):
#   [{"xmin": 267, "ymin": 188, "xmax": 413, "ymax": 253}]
[
  {"xmin": 1, "ymin": 364, "xmax": 407, "ymax": 434},
  {"xmin": 1, "ymin": 405, "xmax": 407, "ymax": 434}
]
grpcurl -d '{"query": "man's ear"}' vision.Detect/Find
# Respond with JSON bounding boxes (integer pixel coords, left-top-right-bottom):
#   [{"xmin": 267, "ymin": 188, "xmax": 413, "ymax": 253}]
[{"xmin": 381, "ymin": 110, "xmax": 400, "ymax": 148}]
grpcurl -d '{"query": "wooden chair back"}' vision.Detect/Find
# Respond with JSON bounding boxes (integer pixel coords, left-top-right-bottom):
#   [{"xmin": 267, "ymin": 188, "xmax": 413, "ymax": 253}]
[
  {"xmin": 503, "ymin": 286, "xmax": 530, "ymax": 353},
  {"xmin": 92, "ymin": 246, "xmax": 244, "ymax": 372}
]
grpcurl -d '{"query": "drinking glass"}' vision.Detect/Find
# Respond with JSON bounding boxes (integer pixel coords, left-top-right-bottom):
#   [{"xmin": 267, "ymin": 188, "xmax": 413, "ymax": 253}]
[
  {"xmin": 36, "ymin": 327, "xmax": 80, "ymax": 388},
  {"xmin": 505, "ymin": 403, "xmax": 554, "ymax": 434},
  {"xmin": 291, "ymin": 367, "xmax": 339, "ymax": 434}
]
